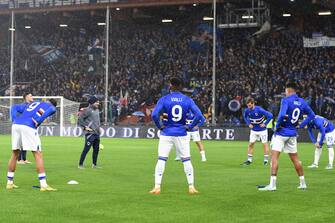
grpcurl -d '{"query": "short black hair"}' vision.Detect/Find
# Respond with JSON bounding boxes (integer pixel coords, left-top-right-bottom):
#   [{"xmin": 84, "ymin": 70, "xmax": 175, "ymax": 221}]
[
  {"xmin": 170, "ymin": 77, "xmax": 183, "ymax": 89},
  {"xmin": 49, "ymin": 98, "xmax": 57, "ymax": 107},
  {"xmin": 285, "ymin": 81, "xmax": 298, "ymax": 91},
  {"xmin": 23, "ymin": 92, "xmax": 31, "ymax": 100},
  {"xmin": 246, "ymin": 97, "xmax": 255, "ymax": 104}
]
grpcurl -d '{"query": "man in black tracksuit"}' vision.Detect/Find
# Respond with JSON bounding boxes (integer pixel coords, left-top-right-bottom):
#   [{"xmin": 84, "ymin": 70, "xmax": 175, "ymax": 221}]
[{"xmin": 78, "ymin": 96, "xmax": 101, "ymax": 168}]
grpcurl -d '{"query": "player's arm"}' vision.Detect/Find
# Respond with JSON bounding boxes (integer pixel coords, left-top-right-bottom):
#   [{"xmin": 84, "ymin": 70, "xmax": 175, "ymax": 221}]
[
  {"xmin": 260, "ymin": 108, "xmax": 273, "ymax": 126},
  {"xmin": 78, "ymin": 108, "xmax": 92, "ymax": 131},
  {"xmin": 316, "ymin": 120, "xmax": 326, "ymax": 147},
  {"xmin": 188, "ymin": 100, "xmax": 203, "ymax": 130},
  {"xmin": 151, "ymin": 98, "xmax": 164, "ymax": 130},
  {"xmin": 243, "ymin": 109, "xmax": 251, "ymax": 126},
  {"xmin": 32, "ymin": 106, "xmax": 56, "ymax": 127},
  {"xmin": 307, "ymin": 125, "xmax": 317, "ymax": 144},
  {"xmin": 275, "ymin": 99, "xmax": 288, "ymax": 131},
  {"xmin": 10, "ymin": 104, "xmax": 26, "ymax": 122},
  {"xmin": 299, "ymin": 104, "xmax": 315, "ymax": 129}
]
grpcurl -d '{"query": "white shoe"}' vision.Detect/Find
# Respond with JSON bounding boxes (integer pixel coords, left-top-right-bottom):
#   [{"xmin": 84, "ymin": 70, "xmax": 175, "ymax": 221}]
[
  {"xmin": 258, "ymin": 185, "xmax": 276, "ymax": 191},
  {"xmin": 201, "ymin": 157, "xmax": 207, "ymax": 162},
  {"xmin": 308, "ymin": 163, "xmax": 318, "ymax": 168},
  {"xmin": 325, "ymin": 164, "xmax": 333, "ymax": 170},
  {"xmin": 297, "ymin": 184, "xmax": 307, "ymax": 190}
]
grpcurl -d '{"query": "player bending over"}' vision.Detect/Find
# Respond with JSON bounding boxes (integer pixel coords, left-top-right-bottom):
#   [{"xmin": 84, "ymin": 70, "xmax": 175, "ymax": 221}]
[
  {"xmin": 8, "ymin": 99, "xmax": 58, "ymax": 191},
  {"xmin": 307, "ymin": 115, "xmax": 334, "ymax": 170},
  {"xmin": 259, "ymin": 82, "xmax": 315, "ymax": 191},
  {"xmin": 175, "ymin": 111, "xmax": 207, "ymax": 162},
  {"xmin": 150, "ymin": 77, "xmax": 203, "ymax": 195},
  {"xmin": 241, "ymin": 97, "xmax": 273, "ymax": 166}
]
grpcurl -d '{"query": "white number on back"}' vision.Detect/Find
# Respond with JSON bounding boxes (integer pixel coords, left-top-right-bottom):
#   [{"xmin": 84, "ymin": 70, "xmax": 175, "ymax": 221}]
[
  {"xmin": 171, "ymin": 105, "xmax": 182, "ymax": 122},
  {"xmin": 27, "ymin": 102, "xmax": 40, "ymax": 111},
  {"xmin": 291, "ymin": 108, "xmax": 301, "ymax": 124}
]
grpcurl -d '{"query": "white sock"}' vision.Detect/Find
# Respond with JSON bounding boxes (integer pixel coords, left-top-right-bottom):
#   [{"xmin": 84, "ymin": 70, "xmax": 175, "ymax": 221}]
[
  {"xmin": 247, "ymin": 154, "xmax": 253, "ymax": 162},
  {"xmin": 270, "ymin": 176, "xmax": 277, "ymax": 188},
  {"xmin": 299, "ymin": 176, "xmax": 306, "ymax": 186},
  {"xmin": 183, "ymin": 159, "xmax": 194, "ymax": 186},
  {"xmin": 38, "ymin": 173, "xmax": 48, "ymax": 188},
  {"xmin": 264, "ymin": 155, "xmax": 269, "ymax": 162},
  {"xmin": 328, "ymin": 147, "xmax": 334, "ymax": 166},
  {"xmin": 314, "ymin": 148, "xmax": 322, "ymax": 165},
  {"xmin": 200, "ymin": 151, "xmax": 206, "ymax": 159},
  {"xmin": 7, "ymin": 172, "xmax": 14, "ymax": 184},
  {"xmin": 154, "ymin": 159, "xmax": 166, "ymax": 188}
]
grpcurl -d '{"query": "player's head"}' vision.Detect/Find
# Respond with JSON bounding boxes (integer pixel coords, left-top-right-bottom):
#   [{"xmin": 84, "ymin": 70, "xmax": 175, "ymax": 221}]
[
  {"xmin": 246, "ymin": 97, "xmax": 255, "ymax": 109},
  {"xmin": 285, "ymin": 81, "xmax": 298, "ymax": 97},
  {"xmin": 23, "ymin": 92, "xmax": 33, "ymax": 103},
  {"xmin": 169, "ymin": 77, "xmax": 183, "ymax": 92},
  {"xmin": 88, "ymin": 96, "xmax": 99, "ymax": 109},
  {"xmin": 49, "ymin": 98, "xmax": 57, "ymax": 107}
]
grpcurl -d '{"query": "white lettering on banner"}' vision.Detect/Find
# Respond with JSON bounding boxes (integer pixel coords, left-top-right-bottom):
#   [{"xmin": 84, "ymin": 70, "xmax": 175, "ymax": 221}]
[
  {"xmin": 213, "ymin": 129, "xmax": 224, "ymax": 140},
  {"xmin": 62, "ymin": 127, "xmax": 72, "ymax": 136},
  {"xmin": 303, "ymin": 36, "xmax": 335, "ymax": 48},
  {"xmin": 99, "ymin": 127, "xmax": 105, "ymax": 137},
  {"xmin": 73, "ymin": 127, "xmax": 83, "ymax": 137},
  {"xmin": 147, "ymin": 128, "xmax": 155, "ymax": 138},
  {"xmin": 134, "ymin": 128, "xmax": 140, "ymax": 138},
  {"xmin": 225, "ymin": 129, "xmax": 235, "ymax": 140},
  {"xmin": 45, "ymin": 127, "xmax": 55, "ymax": 136},
  {"xmin": 123, "ymin": 128, "xmax": 133, "ymax": 138},
  {"xmin": 202, "ymin": 129, "xmax": 212, "ymax": 140},
  {"xmin": 105, "ymin": 127, "xmax": 116, "ymax": 137}
]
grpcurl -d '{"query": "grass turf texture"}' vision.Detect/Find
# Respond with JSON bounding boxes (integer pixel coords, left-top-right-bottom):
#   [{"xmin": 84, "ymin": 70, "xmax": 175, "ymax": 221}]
[{"xmin": 0, "ymin": 136, "xmax": 334, "ymax": 223}]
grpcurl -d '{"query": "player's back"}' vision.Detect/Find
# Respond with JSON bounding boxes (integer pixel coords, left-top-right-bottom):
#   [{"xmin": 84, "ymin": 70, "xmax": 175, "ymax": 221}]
[
  {"xmin": 313, "ymin": 115, "xmax": 335, "ymax": 133},
  {"xmin": 14, "ymin": 101, "xmax": 54, "ymax": 129},
  {"xmin": 160, "ymin": 92, "xmax": 193, "ymax": 136},
  {"xmin": 277, "ymin": 94, "xmax": 311, "ymax": 137}
]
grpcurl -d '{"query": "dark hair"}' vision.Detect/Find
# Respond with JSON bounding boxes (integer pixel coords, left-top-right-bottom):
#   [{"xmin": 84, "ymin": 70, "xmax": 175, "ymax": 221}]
[
  {"xmin": 285, "ymin": 81, "xmax": 298, "ymax": 91},
  {"xmin": 49, "ymin": 98, "xmax": 57, "ymax": 107},
  {"xmin": 170, "ymin": 77, "xmax": 183, "ymax": 90},
  {"xmin": 246, "ymin": 97, "xmax": 255, "ymax": 104},
  {"xmin": 23, "ymin": 92, "xmax": 31, "ymax": 100}
]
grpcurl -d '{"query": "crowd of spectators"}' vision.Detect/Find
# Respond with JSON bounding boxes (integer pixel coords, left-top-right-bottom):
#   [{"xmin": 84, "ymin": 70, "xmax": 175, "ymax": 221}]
[{"xmin": 0, "ymin": 12, "xmax": 334, "ymax": 125}]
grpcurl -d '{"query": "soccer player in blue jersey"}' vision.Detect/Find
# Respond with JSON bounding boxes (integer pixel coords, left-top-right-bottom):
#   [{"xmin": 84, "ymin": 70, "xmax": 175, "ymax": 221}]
[
  {"xmin": 259, "ymin": 82, "xmax": 315, "ymax": 191},
  {"xmin": 150, "ymin": 77, "xmax": 203, "ymax": 195},
  {"xmin": 307, "ymin": 115, "xmax": 334, "ymax": 169},
  {"xmin": 175, "ymin": 110, "xmax": 207, "ymax": 162},
  {"xmin": 241, "ymin": 98, "xmax": 273, "ymax": 166},
  {"xmin": 7, "ymin": 99, "xmax": 58, "ymax": 191}
]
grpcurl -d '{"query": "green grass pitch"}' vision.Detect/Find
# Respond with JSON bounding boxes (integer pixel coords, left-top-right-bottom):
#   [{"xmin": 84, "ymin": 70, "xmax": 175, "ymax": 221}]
[{"xmin": 0, "ymin": 135, "xmax": 334, "ymax": 223}]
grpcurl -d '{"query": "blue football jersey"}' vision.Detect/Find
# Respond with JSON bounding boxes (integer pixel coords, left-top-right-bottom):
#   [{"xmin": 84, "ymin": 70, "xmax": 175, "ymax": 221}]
[
  {"xmin": 152, "ymin": 91, "xmax": 203, "ymax": 136},
  {"xmin": 186, "ymin": 111, "xmax": 206, "ymax": 132},
  {"xmin": 244, "ymin": 106, "xmax": 273, "ymax": 131},
  {"xmin": 308, "ymin": 115, "xmax": 334, "ymax": 145},
  {"xmin": 12, "ymin": 101, "xmax": 56, "ymax": 129},
  {"xmin": 275, "ymin": 94, "xmax": 315, "ymax": 137}
]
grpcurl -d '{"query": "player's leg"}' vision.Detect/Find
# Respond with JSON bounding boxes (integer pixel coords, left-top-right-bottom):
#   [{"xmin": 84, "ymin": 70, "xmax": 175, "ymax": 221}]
[
  {"xmin": 150, "ymin": 136, "xmax": 174, "ymax": 194},
  {"xmin": 261, "ymin": 130, "xmax": 269, "ymax": 165},
  {"xmin": 193, "ymin": 131, "xmax": 206, "ymax": 161},
  {"xmin": 7, "ymin": 124, "xmax": 22, "ymax": 189},
  {"xmin": 308, "ymin": 133, "xmax": 322, "ymax": 168},
  {"xmin": 325, "ymin": 131, "xmax": 334, "ymax": 169},
  {"xmin": 32, "ymin": 151, "xmax": 56, "ymax": 191},
  {"xmin": 91, "ymin": 135, "xmax": 101, "ymax": 168},
  {"xmin": 242, "ymin": 130, "xmax": 256, "ymax": 165},
  {"xmin": 288, "ymin": 153, "xmax": 307, "ymax": 189},
  {"xmin": 78, "ymin": 134, "xmax": 93, "ymax": 168},
  {"xmin": 259, "ymin": 135, "xmax": 285, "ymax": 191},
  {"xmin": 7, "ymin": 150, "xmax": 20, "ymax": 189},
  {"xmin": 176, "ymin": 136, "xmax": 198, "ymax": 194},
  {"xmin": 286, "ymin": 137, "xmax": 306, "ymax": 189}
]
